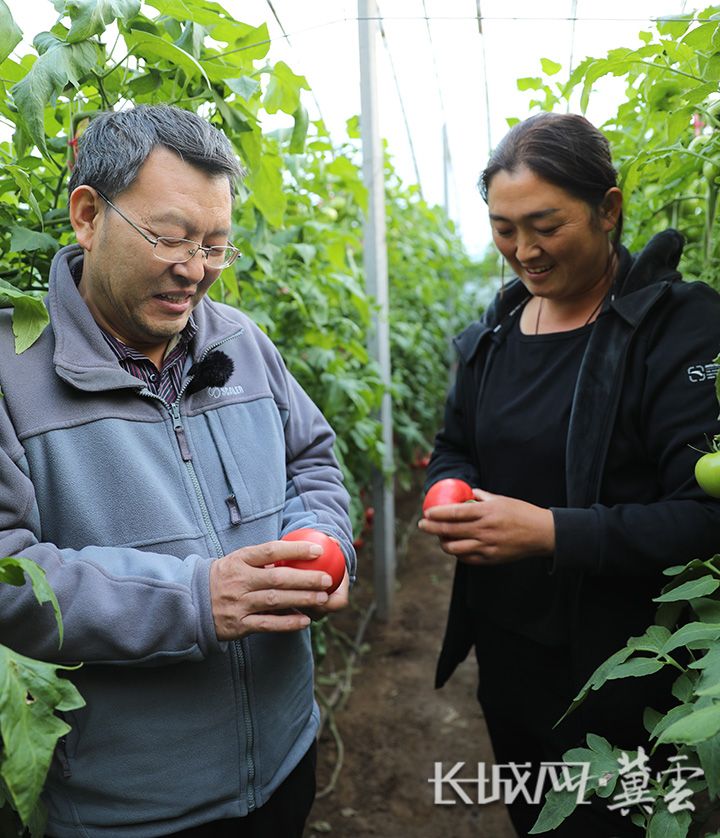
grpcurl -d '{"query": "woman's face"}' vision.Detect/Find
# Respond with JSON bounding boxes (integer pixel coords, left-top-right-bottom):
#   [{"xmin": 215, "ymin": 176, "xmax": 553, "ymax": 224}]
[{"xmin": 487, "ymin": 165, "xmax": 622, "ymax": 302}]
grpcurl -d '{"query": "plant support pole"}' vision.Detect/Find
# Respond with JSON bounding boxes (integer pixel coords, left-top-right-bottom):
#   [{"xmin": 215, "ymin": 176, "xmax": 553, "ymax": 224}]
[{"xmin": 359, "ymin": 0, "xmax": 396, "ymax": 620}]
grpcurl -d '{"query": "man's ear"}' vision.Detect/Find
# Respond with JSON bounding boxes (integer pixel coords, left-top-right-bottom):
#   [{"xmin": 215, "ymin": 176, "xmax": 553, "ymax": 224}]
[{"xmin": 69, "ymin": 186, "xmax": 103, "ymax": 251}]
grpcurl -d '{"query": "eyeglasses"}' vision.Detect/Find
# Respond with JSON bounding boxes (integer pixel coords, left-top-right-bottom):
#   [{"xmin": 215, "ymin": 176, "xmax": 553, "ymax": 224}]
[{"xmin": 95, "ymin": 190, "xmax": 240, "ymax": 270}]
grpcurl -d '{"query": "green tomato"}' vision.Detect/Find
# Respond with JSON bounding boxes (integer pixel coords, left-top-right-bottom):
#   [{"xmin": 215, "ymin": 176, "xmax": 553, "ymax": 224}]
[
  {"xmin": 703, "ymin": 160, "xmax": 720, "ymax": 183},
  {"xmin": 695, "ymin": 451, "xmax": 720, "ymax": 498}
]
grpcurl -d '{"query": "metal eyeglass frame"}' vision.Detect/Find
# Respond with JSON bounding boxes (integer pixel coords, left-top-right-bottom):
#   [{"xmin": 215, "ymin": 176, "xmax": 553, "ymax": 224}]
[{"xmin": 95, "ymin": 189, "xmax": 240, "ymax": 270}]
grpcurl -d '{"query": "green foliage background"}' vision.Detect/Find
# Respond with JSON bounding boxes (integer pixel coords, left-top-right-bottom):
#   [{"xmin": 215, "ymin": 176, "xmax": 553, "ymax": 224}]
[
  {"xmin": 514, "ymin": 5, "xmax": 720, "ymax": 290},
  {"xmin": 0, "ymin": 0, "xmax": 480, "ymax": 832},
  {"xmin": 0, "ymin": 0, "xmax": 480, "ymax": 529}
]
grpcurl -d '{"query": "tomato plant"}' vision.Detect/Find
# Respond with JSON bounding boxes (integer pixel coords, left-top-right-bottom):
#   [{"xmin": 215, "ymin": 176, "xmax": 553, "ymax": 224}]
[
  {"xmin": 278, "ymin": 528, "xmax": 346, "ymax": 593},
  {"xmin": 0, "ymin": 557, "xmax": 84, "ymax": 837}
]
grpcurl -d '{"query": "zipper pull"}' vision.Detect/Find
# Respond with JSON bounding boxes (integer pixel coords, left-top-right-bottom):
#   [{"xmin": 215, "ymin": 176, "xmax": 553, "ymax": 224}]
[
  {"xmin": 57, "ymin": 736, "xmax": 72, "ymax": 779},
  {"xmin": 170, "ymin": 404, "xmax": 193, "ymax": 462},
  {"xmin": 226, "ymin": 494, "xmax": 241, "ymax": 525}
]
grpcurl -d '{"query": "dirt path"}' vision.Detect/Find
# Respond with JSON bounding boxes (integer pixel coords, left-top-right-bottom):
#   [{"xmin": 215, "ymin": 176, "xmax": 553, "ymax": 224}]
[{"xmin": 306, "ymin": 484, "xmax": 517, "ymax": 838}]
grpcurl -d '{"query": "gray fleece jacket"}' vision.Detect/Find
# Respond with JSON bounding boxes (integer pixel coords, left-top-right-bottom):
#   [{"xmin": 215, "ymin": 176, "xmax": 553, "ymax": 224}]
[{"xmin": 0, "ymin": 244, "xmax": 355, "ymax": 836}]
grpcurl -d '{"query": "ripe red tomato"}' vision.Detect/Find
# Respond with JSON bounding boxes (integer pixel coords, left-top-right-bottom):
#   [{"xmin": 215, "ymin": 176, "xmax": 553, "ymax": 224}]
[
  {"xmin": 277, "ymin": 528, "xmax": 346, "ymax": 593},
  {"xmin": 422, "ymin": 478, "xmax": 474, "ymax": 514},
  {"xmin": 695, "ymin": 451, "xmax": 720, "ymax": 498}
]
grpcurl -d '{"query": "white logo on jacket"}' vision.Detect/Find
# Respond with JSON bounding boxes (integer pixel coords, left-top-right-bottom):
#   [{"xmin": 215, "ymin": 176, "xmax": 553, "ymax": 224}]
[
  {"xmin": 207, "ymin": 385, "xmax": 245, "ymax": 398},
  {"xmin": 687, "ymin": 363, "xmax": 719, "ymax": 383}
]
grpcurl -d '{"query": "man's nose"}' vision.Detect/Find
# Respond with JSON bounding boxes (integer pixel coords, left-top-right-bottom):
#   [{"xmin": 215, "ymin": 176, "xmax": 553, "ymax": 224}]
[{"xmin": 171, "ymin": 249, "xmax": 207, "ymax": 283}]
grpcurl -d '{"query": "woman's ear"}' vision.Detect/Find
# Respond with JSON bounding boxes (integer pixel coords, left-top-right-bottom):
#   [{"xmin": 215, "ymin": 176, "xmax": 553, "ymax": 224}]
[
  {"xmin": 600, "ymin": 187, "xmax": 623, "ymax": 232},
  {"xmin": 69, "ymin": 186, "xmax": 103, "ymax": 251}
]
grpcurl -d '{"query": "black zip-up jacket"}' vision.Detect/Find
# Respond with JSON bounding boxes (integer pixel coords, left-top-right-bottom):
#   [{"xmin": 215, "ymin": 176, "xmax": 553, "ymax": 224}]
[{"xmin": 428, "ymin": 230, "xmax": 720, "ymax": 715}]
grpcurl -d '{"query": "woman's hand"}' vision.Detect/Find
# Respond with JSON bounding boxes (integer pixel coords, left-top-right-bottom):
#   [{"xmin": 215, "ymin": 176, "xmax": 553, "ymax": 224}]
[{"xmin": 417, "ymin": 488, "xmax": 556, "ymax": 565}]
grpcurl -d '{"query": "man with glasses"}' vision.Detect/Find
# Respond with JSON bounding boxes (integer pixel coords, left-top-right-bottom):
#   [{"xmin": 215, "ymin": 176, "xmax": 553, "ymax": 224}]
[{"xmin": 0, "ymin": 105, "xmax": 354, "ymax": 837}]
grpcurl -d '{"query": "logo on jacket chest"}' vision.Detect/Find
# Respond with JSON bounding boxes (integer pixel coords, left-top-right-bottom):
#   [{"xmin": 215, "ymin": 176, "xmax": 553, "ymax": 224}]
[
  {"xmin": 207, "ymin": 384, "xmax": 245, "ymax": 398},
  {"xmin": 687, "ymin": 363, "xmax": 719, "ymax": 383}
]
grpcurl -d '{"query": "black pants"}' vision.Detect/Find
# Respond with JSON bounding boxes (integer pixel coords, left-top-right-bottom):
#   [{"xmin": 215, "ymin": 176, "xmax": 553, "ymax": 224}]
[
  {"xmin": 474, "ymin": 623, "xmax": 641, "ymax": 838},
  {"xmin": 47, "ymin": 742, "xmax": 317, "ymax": 838}
]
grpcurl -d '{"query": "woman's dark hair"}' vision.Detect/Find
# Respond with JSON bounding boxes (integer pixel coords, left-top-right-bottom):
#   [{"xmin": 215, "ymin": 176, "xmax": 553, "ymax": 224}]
[{"xmin": 479, "ymin": 112, "xmax": 623, "ymax": 247}]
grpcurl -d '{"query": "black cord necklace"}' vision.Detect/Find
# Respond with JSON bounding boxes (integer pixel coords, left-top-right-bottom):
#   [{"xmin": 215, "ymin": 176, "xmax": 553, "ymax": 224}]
[{"xmin": 534, "ymin": 293, "xmax": 605, "ymax": 335}]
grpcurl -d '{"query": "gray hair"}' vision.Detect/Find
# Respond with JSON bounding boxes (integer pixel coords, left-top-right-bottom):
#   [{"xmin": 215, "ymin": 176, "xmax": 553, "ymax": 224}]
[{"xmin": 68, "ymin": 105, "xmax": 244, "ymax": 199}]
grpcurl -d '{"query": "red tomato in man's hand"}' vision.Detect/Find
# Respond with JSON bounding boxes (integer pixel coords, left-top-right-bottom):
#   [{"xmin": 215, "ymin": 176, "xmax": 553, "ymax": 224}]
[
  {"xmin": 422, "ymin": 478, "xmax": 474, "ymax": 514},
  {"xmin": 277, "ymin": 528, "xmax": 346, "ymax": 593}
]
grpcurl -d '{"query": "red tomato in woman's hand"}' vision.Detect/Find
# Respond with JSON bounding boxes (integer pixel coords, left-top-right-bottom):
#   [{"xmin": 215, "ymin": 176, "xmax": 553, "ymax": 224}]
[
  {"xmin": 277, "ymin": 528, "xmax": 346, "ymax": 593},
  {"xmin": 422, "ymin": 478, "xmax": 474, "ymax": 514},
  {"xmin": 695, "ymin": 451, "xmax": 720, "ymax": 498}
]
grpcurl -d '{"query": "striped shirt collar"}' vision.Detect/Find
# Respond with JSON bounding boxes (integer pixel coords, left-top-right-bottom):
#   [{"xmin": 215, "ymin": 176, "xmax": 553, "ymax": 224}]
[{"xmin": 100, "ymin": 318, "xmax": 198, "ymax": 403}]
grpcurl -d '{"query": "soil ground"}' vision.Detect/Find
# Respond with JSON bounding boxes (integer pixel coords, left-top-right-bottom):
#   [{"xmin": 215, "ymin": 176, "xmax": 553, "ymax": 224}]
[{"xmin": 306, "ymin": 481, "xmax": 517, "ymax": 838}]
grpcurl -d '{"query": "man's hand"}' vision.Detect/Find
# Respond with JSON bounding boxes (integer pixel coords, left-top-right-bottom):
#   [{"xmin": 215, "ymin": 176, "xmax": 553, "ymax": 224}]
[
  {"xmin": 417, "ymin": 488, "xmax": 556, "ymax": 565},
  {"xmin": 301, "ymin": 569, "xmax": 350, "ymax": 620},
  {"xmin": 210, "ymin": 540, "xmax": 340, "ymax": 640}
]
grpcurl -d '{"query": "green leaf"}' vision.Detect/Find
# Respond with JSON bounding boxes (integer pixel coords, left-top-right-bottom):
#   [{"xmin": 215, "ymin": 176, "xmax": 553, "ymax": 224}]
[
  {"xmin": 517, "ymin": 76, "xmax": 542, "ymax": 91},
  {"xmin": 671, "ymin": 672, "xmax": 695, "ymax": 703},
  {"xmin": 693, "ymin": 596, "xmax": 720, "ymax": 623},
  {"xmin": 145, "ymin": 0, "xmax": 230, "ymax": 27},
  {"xmin": 697, "ymin": 731, "xmax": 720, "ymax": 799},
  {"xmin": 64, "ymin": 0, "xmax": 141, "ymax": 43},
  {"xmin": 10, "ymin": 39, "xmax": 97, "ymax": 158},
  {"xmin": 647, "ymin": 804, "xmax": 692, "ymax": 838},
  {"xmin": 0, "ymin": 557, "xmax": 63, "ymax": 646},
  {"xmin": 531, "ymin": 736, "xmax": 629, "ymax": 832},
  {"xmin": 4, "ymin": 165, "xmax": 43, "ymax": 226},
  {"xmin": 691, "ymin": 645, "xmax": 720, "ymax": 688},
  {"xmin": 0, "ymin": 280, "xmax": 50, "ymax": 354},
  {"xmin": 663, "ymin": 622, "xmax": 720, "ymax": 654},
  {"xmin": 126, "ymin": 31, "xmax": 209, "ymax": 87},
  {"xmin": 248, "ymin": 153, "xmax": 286, "ymax": 227},
  {"xmin": 656, "ymin": 15, "xmax": 692, "ymax": 39},
  {"xmin": 225, "ymin": 75, "xmax": 260, "ymax": 101},
  {"xmin": 654, "ymin": 575, "xmax": 720, "ymax": 602},
  {"xmin": 627, "ymin": 625, "xmax": 671, "ymax": 654},
  {"xmin": 11, "ymin": 294, "xmax": 51, "ymax": 355},
  {"xmin": 703, "ymin": 53, "xmax": 720, "ymax": 81},
  {"xmin": 0, "ymin": 0, "xmax": 22, "ymax": 65},
  {"xmin": 681, "ymin": 21, "xmax": 716, "ymax": 50},
  {"xmin": 658, "ymin": 702, "xmax": 720, "ymax": 745},
  {"xmin": 9, "ymin": 226, "xmax": 58, "ymax": 254},
  {"xmin": 289, "ymin": 103, "xmax": 309, "ymax": 154},
  {"xmin": 126, "ymin": 69, "xmax": 163, "ymax": 97},
  {"xmin": 529, "ymin": 784, "xmax": 580, "ymax": 833},
  {"xmin": 557, "ymin": 647, "xmax": 634, "ymax": 724},
  {"xmin": 0, "ymin": 644, "xmax": 84, "ymax": 825},
  {"xmin": 607, "ymin": 658, "xmax": 665, "ymax": 679},
  {"xmin": 540, "ymin": 57, "xmax": 562, "ymax": 76},
  {"xmin": 263, "ymin": 60, "xmax": 309, "ymax": 115},
  {"xmin": 292, "ymin": 243, "xmax": 315, "ymax": 265}
]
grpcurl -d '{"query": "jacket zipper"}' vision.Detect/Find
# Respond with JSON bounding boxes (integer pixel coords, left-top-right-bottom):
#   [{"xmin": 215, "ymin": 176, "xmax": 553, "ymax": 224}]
[
  {"xmin": 233, "ymin": 640, "xmax": 256, "ymax": 810},
  {"xmin": 141, "ymin": 328, "xmax": 259, "ymax": 809}
]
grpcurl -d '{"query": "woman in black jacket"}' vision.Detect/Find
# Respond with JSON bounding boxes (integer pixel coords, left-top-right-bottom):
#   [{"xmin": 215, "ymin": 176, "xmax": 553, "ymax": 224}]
[{"xmin": 419, "ymin": 112, "xmax": 720, "ymax": 837}]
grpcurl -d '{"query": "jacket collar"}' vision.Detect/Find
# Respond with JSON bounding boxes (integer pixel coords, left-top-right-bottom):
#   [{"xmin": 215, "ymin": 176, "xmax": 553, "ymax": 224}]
[{"xmin": 48, "ymin": 244, "xmax": 243, "ymax": 393}]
